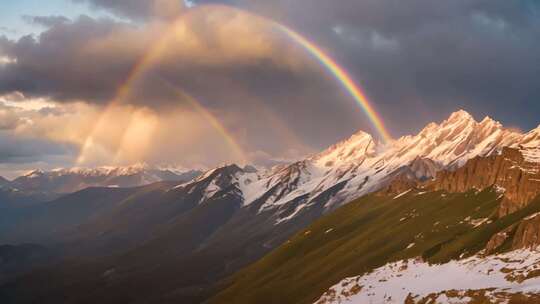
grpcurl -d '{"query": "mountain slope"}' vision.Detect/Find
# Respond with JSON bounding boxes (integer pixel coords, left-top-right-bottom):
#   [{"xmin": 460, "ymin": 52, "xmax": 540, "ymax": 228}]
[
  {"xmin": 0, "ymin": 163, "xmax": 340, "ymax": 303},
  {"xmin": 209, "ymin": 145, "xmax": 540, "ymax": 304},
  {"xmin": 209, "ymin": 188, "xmax": 540, "ymax": 304}
]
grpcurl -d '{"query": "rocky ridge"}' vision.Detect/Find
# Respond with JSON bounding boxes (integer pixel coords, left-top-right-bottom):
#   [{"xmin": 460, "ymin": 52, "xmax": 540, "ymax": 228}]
[{"xmin": 229, "ymin": 110, "xmax": 540, "ymax": 225}]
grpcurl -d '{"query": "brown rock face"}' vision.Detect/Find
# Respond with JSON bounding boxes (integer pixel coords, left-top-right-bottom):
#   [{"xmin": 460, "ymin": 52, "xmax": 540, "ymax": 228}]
[
  {"xmin": 512, "ymin": 213, "xmax": 540, "ymax": 249},
  {"xmin": 485, "ymin": 224, "xmax": 517, "ymax": 254},
  {"xmin": 381, "ymin": 172, "xmax": 419, "ymax": 196},
  {"xmin": 429, "ymin": 147, "xmax": 540, "ymax": 217}
]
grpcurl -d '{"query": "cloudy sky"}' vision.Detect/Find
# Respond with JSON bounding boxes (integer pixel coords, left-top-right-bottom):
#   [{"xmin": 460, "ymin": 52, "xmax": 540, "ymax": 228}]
[{"xmin": 0, "ymin": 0, "xmax": 539, "ymax": 178}]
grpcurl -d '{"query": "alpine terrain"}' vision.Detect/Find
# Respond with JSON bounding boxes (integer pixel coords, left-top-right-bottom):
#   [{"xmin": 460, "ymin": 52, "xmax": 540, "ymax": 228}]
[{"xmin": 1, "ymin": 110, "xmax": 540, "ymax": 304}]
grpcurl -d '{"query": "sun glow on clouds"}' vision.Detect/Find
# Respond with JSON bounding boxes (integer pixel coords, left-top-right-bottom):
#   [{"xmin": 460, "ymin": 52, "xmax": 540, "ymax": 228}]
[
  {"xmin": 0, "ymin": 92, "xmax": 56, "ymax": 111},
  {"xmin": 0, "ymin": 97, "xmax": 225, "ymax": 169},
  {"xmin": 73, "ymin": 103, "xmax": 251, "ymax": 168},
  {"xmin": 76, "ymin": 105, "xmax": 160, "ymax": 166},
  {"xmin": 0, "ymin": 56, "xmax": 17, "ymax": 65}
]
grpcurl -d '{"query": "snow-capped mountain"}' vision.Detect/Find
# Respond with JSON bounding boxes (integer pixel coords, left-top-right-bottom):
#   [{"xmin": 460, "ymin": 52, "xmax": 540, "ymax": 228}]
[
  {"xmin": 211, "ymin": 110, "xmax": 540, "ymax": 224},
  {"xmin": 9, "ymin": 164, "xmax": 201, "ymax": 194}
]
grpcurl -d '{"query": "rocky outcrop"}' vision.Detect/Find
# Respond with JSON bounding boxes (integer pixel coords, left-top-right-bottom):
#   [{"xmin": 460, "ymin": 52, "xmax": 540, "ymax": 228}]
[
  {"xmin": 485, "ymin": 224, "xmax": 517, "ymax": 254},
  {"xmin": 429, "ymin": 147, "xmax": 540, "ymax": 217},
  {"xmin": 512, "ymin": 213, "xmax": 540, "ymax": 249},
  {"xmin": 380, "ymin": 170, "xmax": 420, "ymax": 196},
  {"xmin": 486, "ymin": 213, "xmax": 540, "ymax": 254}
]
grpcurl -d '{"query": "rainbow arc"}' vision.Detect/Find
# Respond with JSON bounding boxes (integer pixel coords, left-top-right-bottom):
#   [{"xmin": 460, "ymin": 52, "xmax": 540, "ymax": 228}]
[{"xmin": 76, "ymin": 4, "xmax": 392, "ymax": 166}]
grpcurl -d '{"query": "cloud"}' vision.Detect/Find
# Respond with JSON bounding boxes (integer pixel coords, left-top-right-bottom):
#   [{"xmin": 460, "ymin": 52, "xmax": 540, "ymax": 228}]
[
  {"xmin": 0, "ymin": 26, "xmax": 18, "ymax": 35},
  {"xmin": 22, "ymin": 15, "xmax": 70, "ymax": 27},
  {"xmin": 0, "ymin": 97, "xmax": 78, "ymax": 169},
  {"xmin": 0, "ymin": 109, "xmax": 22, "ymax": 130},
  {"xmin": 0, "ymin": 7, "xmax": 363, "ymax": 163},
  {"xmin": 0, "ymin": 131, "xmax": 76, "ymax": 165},
  {"xmin": 72, "ymin": 0, "xmax": 185, "ymax": 20},
  {"xmin": 2, "ymin": 1, "xmax": 540, "ymax": 176},
  {"xmin": 192, "ymin": 0, "xmax": 540, "ymax": 133},
  {"xmin": 0, "ymin": 15, "xmax": 149, "ymax": 103},
  {"xmin": 0, "ymin": 9, "xmax": 313, "ymax": 105}
]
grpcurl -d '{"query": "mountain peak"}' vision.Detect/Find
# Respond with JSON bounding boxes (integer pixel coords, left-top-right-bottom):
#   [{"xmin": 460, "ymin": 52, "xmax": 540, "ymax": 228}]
[
  {"xmin": 445, "ymin": 109, "xmax": 475, "ymax": 124},
  {"xmin": 24, "ymin": 169, "xmax": 45, "ymax": 178},
  {"xmin": 313, "ymin": 130, "xmax": 375, "ymax": 166}
]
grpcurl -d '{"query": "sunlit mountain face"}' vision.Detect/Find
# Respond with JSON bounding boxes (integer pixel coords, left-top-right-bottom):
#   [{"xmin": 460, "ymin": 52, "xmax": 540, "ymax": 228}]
[{"xmin": 1, "ymin": 1, "xmax": 540, "ymax": 303}]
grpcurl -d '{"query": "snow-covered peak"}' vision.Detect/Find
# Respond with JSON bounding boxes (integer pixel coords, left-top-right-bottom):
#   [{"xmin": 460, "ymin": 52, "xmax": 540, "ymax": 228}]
[
  {"xmin": 48, "ymin": 163, "xmax": 153, "ymax": 177},
  {"xmin": 12, "ymin": 164, "xmax": 202, "ymax": 194},
  {"xmin": 521, "ymin": 125, "xmax": 540, "ymax": 147},
  {"xmin": 446, "ymin": 109, "xmax": 475, "ymax": 124},
  {"xmin": 24, "ymin": 169, "xmax": 45, "ymax": 178},
  {"xmin": 236, "ymin": 109, "xmax": 538, "ymax": 223},
  {"xmin": 174, "ymin": 164, "xmax": 262, "ymax": 205},
  {"xmin": 390, "ymin": 110, "xmax": 520, "ymax": 168},
  {"xmin": 312, "ymin": 130, "xmax": 376, "ymax": 167}
]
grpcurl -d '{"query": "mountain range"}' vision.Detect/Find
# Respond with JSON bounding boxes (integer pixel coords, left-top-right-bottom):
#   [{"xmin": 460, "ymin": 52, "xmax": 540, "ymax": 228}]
[
  {"xmin": 1, "ymin": 110, "xmax": 540, "ymax": 303},
  {"xmin": 0, "ymin": 164, "xmax": 202, "ymax": 194}
]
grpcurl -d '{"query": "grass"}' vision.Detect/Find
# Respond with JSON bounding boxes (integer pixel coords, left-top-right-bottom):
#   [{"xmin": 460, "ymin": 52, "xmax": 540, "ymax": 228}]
[{"xmin": 208, "ymin": 188, "xmax": 540, "ymax": 304}]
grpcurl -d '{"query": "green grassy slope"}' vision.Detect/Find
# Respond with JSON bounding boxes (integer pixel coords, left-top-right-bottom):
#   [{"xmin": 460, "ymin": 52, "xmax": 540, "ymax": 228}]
[{"xmin": 209, "ymin": 188, "xmax": 540, "ymax": 304}]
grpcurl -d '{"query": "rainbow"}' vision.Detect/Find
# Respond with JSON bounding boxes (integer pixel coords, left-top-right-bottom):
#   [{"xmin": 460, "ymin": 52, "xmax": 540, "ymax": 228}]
[
  {"xmin": 76, "ymin": 4, "xmax": 393, "ymax": 166},
  {"xmin": 276, "ymin": 25, "xmax": 393, "ymax": 143}
]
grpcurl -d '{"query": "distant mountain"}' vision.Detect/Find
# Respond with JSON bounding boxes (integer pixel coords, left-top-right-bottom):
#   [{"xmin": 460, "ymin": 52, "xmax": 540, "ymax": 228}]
[
  {"xmin": 8, "ymin": 164, "xmax": 202, "ymax": 194},
  {"xmin": 2, "ymin": 110, "xmax": 540, "ymax": 304},
  {"xmin": 0, "ymin": 176, "xmax": 9, "ymax": 187}
]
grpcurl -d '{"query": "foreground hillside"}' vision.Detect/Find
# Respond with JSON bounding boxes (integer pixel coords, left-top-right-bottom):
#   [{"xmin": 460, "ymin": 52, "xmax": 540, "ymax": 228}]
[
  {"xmin": 210, "ymin": 188, "xmax": 540, "ymax": 304},
  {"xmin": 210, "ymin": 145, "xmax": 540, "ymax": 304}
]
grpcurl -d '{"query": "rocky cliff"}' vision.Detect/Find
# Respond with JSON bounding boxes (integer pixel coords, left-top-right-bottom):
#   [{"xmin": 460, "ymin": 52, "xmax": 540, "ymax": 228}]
[{"xmin": 429, "ymin": 147, "xmax": 540, "ymax": 217}]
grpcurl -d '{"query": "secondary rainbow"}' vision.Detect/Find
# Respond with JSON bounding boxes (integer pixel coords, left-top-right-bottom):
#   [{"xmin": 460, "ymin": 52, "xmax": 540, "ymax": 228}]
[{"xmin": 276, "ymin": 25, "xmax": 393, "ymax": 143}]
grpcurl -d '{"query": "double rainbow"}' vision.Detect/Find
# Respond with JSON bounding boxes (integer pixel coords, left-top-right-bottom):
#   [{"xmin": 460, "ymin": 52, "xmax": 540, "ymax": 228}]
[{"xmin": 76, "ymin": 5, "xmax": 392, "ymax": 166}]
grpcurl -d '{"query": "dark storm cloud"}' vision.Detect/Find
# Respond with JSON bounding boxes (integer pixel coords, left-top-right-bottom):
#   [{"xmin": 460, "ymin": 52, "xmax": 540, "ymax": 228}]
[
  {"xmin": 193, "ymin": 0, "xmax": 540, "ymax": 134},
  {"xmin": 0, "ymin": 131, "xmax": 76, "ymax": 164},
  {"xmin": 0, "ymin": 15, "xmax": 146, "ymax": 103},
  {"xmin": 0, "ymin": 10, "xmax": 318, "ymax": 107}
]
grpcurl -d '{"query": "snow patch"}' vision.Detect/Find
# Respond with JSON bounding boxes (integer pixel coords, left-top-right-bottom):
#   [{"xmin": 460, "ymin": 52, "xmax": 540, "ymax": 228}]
[
  {"xmin": 393, "ymin": 189, "xmax": 412, "ymax": 200},
  {"xmin": 315, "ymin": 249, "xmax": 540, "ymax": 304}
]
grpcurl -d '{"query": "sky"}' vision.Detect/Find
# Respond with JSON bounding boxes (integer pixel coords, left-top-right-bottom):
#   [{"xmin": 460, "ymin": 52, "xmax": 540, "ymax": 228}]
[{"xmin": 0, "ymin": 0, "xmax": 539, "ymax": 178}]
